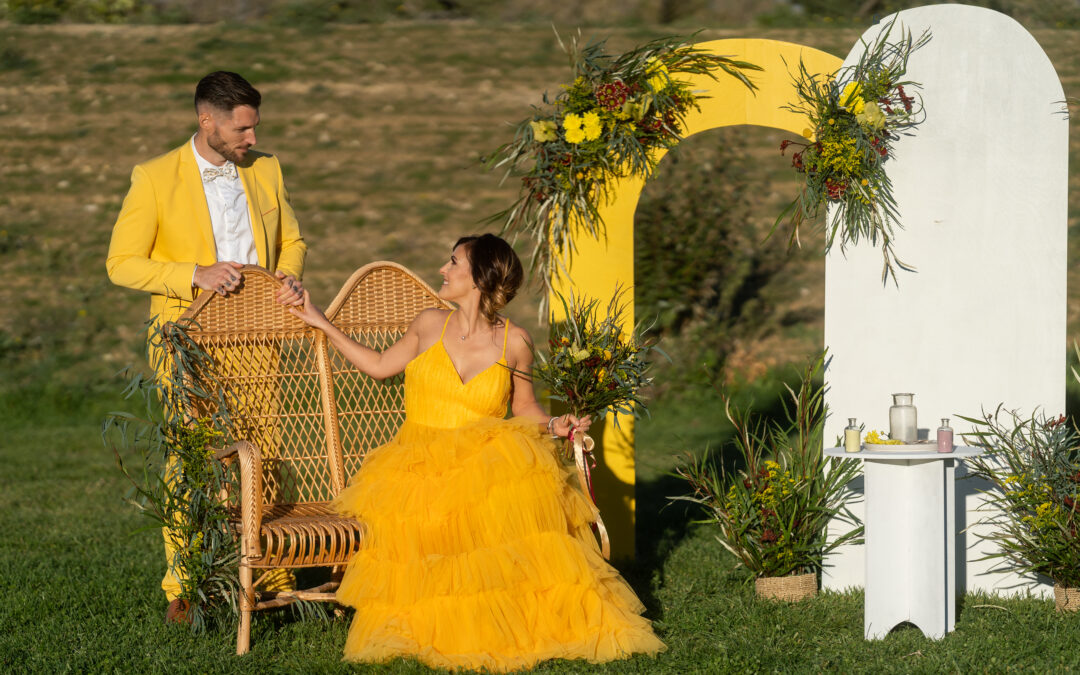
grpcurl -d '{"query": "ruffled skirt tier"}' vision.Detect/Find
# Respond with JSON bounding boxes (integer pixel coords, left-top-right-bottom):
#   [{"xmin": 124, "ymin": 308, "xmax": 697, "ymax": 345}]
[{"xmin": 333, "ymin": 417, "xmax": 665, "ymax": 671}]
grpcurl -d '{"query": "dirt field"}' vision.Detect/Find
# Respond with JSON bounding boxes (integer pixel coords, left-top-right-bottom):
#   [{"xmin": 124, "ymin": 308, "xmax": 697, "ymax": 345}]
[{"xmin": 1, "ymin": 22, "xmax": 1077, "ymax": 392}]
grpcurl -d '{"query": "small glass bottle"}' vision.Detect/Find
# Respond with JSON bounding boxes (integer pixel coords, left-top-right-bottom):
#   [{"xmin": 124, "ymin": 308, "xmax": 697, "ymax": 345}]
[
  {"xmin": 937, "ymin": 418, "xmax": 954, "ymax": 453},
  {"xmin": 844, "ymin": 418, "xmax": 861, "ymax": 453},
  {"xmin": 889, "ymin": 393, "xmax": 917, "ymax": 443}
]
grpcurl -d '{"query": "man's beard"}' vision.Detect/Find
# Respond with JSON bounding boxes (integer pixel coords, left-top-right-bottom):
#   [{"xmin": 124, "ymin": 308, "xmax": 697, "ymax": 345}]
[{"xmin": 208, "ymin": 131, "xmax": 246, "ymax": 164}]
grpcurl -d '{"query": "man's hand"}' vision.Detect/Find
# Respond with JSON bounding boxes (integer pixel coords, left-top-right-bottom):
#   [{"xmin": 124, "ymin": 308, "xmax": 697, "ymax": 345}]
[
  {"xmin": 194, "ymin": 261, "xmax": 245, "ymax": 296},
  {"xmin": 275, "ymin": 270, "xmax": 304, "ymax": 306}
]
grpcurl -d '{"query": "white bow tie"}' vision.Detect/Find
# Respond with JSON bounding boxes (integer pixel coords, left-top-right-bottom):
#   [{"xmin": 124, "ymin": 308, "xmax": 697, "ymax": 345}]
[{"xmin": 202, "ymin": 163, "xmax": 238, "ymax": 182}]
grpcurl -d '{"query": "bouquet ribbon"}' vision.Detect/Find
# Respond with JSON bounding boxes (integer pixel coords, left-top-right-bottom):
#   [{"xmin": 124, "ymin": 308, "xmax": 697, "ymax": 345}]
[{"xmin": 570, "ymin": 430, "xmax": 611, "ymax": 560}]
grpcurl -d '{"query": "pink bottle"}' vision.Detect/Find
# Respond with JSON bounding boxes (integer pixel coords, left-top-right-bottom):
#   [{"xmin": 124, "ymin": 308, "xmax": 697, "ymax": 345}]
[{"xmin": 937, "ymin": 418, "xmax": 954, "ymax": 453}]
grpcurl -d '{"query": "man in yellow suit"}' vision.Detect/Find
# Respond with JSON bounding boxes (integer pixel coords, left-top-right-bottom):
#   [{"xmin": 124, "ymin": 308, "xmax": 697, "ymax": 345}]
[{"xmin": 107, "ymin": 71, "xmax": 307, "ymax": 621}]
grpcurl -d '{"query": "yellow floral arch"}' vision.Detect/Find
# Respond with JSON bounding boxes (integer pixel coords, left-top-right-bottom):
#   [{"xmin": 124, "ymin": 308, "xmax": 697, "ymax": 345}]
[{"xmin": 552, "ymin": 39, "xmax": 843, "ymax": 558}]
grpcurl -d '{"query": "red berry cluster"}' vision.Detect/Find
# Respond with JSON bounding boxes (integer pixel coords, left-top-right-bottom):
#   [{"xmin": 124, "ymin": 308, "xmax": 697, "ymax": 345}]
[
  {"xmin": 896, "ymin": 84, "xmax": 914, "ymax": 113},
  {"xmin": 595, "ymin": 80, "xmax": 630, "ymax": 112}
]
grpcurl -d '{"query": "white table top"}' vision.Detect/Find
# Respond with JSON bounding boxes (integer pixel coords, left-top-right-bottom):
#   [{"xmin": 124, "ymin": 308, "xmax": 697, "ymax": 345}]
[{"xmin": 824, "ymin": 446, "xmax": 983, "ymax": 460}]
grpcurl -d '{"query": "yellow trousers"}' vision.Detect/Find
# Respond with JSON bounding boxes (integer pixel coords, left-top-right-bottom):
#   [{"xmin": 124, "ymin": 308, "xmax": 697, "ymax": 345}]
[{"xmin": 161, "ymin": 528, "xmax": 295, "ymax": 600}]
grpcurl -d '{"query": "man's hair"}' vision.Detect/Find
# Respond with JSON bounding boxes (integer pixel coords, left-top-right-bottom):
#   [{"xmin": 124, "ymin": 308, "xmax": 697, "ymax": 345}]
[{"xmin": 194, "ymin": 71, "xmax": 261, "ymax": 114}]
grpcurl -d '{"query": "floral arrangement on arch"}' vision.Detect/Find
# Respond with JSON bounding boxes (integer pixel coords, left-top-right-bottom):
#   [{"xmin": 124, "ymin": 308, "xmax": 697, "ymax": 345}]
[
  {"xmin": 673, "ymin": 352, "xmax": 864, "ymax": 581},
  {"xmin": 961, "ymin": 406, "xmax": 1080, "ymax": 591},
  {"xmin": 523, "ymin": 288, "xmax": 661, "ymax": 559},
  {"xmin": 778, "ymin": 21, "xmax": 931, "ymax": 283},
  {"xmin": 487, "ymin": 32, "xmax": 760, "ymax": 298}
]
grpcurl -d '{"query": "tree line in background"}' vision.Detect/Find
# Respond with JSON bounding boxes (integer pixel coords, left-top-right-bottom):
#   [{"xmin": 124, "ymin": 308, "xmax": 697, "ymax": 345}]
[{"xmin": 3, "ymin": 0, "xmax": 1079, "ymax": 28}]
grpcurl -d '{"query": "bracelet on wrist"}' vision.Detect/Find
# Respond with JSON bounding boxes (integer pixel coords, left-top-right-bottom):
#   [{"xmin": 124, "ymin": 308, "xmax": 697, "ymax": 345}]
[{"xmin": 546, "ymin": 416, "xmax": 558, "ymax": 436}]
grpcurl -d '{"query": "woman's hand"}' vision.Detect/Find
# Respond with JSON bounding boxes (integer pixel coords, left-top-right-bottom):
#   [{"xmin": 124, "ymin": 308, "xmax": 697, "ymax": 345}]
[
  {"xmin": 289, "ymin": 290, "xmax": 331, "ymax": 330},
  {"xmin": 550, "ymin": 414, "xmax": 592, "ymax": 439}
]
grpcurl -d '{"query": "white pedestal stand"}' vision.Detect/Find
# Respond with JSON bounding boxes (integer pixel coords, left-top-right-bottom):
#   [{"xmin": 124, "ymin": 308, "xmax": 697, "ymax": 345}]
[{"xmin": 825, "ymin": 446, "xmax": 982, "ymax": 640}]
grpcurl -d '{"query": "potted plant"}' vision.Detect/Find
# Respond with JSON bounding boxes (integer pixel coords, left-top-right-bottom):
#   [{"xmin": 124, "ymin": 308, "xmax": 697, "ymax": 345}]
[
  {"xmin": 961, "ymin": 407, "xmax": 1080, "ymax": 611},
  {"xmin": 673, "ymin": 352, "xmax": 863, "ymax": 601}
]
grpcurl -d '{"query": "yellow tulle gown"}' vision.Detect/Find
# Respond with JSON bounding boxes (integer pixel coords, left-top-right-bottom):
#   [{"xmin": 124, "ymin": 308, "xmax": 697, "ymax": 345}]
[{"xmin": 333, "ymin": 311, "xmax": 666, "ymax": 671}]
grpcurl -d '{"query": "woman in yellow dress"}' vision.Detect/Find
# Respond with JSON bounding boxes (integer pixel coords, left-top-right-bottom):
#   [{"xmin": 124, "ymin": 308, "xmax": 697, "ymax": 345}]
[{"xmin": 291, "ymin": 234, "xmax": 665, "ymax": 671}]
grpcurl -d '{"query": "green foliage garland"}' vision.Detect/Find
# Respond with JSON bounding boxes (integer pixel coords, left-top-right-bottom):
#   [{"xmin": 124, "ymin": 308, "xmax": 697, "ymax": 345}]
[{"xmin": 103, "ymin": 319, "xmax": 239, "ymax": 632}]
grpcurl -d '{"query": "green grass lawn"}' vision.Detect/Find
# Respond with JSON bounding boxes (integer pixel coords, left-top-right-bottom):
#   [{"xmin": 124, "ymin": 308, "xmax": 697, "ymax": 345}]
[
  {"xmin": 4, "ymin": 389, "xmax": 1080, "ymax": 673},
  {"xmin": 4, "ymin": 19, "xmax": 1080, "ymax": 672}
]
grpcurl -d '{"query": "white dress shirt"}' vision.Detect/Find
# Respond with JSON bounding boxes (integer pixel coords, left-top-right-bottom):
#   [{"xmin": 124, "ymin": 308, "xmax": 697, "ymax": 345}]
[{"xmin": 191, "ymin": 136, "xmax": 258, "ymax": 266}]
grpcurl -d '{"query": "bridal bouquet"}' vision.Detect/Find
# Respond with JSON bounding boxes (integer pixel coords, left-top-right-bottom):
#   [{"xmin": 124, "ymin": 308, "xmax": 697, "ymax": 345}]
[
  {"xmin": 531, "ymin": 288, "xmax": 657, "ymax": 439},
  {"xmin": 527, "ymin": 288, "xmax": 660, "ymax": 559},
  {"xmin": 487, "ymin": 32, "xmax": 760, "ymax": 297},
  {"xmin": 777, "ymin": 19, "xmax": 930, "ymax": 283}
]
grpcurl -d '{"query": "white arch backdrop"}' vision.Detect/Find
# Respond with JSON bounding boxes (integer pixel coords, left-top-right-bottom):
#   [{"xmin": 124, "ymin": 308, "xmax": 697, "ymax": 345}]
[{"xmin": 822, "ymin": 4, "xmax": 1068, "ymax": 596}]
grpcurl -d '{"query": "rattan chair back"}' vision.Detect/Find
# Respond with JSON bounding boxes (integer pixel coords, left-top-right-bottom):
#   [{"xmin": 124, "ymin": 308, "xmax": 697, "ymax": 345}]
[{"xmin": 324, "ymin": 262, "xmax": 449, "ymax": 479}]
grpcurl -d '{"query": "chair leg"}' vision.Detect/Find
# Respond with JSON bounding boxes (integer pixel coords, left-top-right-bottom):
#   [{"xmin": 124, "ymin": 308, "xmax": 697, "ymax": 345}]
[{"xmin": 236, "ymin": 556, "xmax": 253, "ymax": 655}]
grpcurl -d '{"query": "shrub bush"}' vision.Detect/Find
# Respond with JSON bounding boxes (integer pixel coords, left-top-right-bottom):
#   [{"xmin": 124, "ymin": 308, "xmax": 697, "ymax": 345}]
[{"xmin": 634, "ymin": 127, "xmax": 792, "ymax": 388}]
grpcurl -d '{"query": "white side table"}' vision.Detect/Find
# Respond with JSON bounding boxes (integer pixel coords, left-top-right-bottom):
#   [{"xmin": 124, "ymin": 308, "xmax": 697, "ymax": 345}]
[{"xmin": 824, "ymin": 446, "xmax": 982, "ymax": 640}]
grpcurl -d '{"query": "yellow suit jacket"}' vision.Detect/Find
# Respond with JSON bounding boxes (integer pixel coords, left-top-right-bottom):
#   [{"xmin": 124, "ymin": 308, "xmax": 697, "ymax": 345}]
[{"xmin": 106, "ymin": 141, "xmax": 307, "ymax": 326}]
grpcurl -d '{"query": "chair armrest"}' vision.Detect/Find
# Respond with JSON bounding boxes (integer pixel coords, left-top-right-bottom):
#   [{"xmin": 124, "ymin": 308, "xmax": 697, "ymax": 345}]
[
  {"xmin": 213, "ymin": 445, "xmax": 238, "ymax": 463},
  {"xmin": 223, "ymin": 440, "xmax": 264, "ymax": 559}
]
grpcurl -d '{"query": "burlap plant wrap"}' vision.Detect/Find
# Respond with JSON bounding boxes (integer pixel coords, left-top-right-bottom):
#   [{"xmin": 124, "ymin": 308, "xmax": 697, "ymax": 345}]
[
  {"xmin": 1055, "ymin": 584, "xmax": 1080, "ymax": 612},
  {"xmin": 755, "ymin": 572, "xmax": 818, "ymax": 602}
]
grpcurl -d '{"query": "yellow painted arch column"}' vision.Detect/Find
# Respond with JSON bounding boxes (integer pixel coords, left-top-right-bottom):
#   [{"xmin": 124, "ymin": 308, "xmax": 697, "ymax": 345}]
[{"xmin": 552, "ymin": 39, "xmax": 842, "ymax": 559}]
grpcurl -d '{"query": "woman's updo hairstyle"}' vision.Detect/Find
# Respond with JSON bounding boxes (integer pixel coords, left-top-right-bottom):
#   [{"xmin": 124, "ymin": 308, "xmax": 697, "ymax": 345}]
[{"xmin": 455, "ymin": 234, "xmax": 523, "ymax": 325}]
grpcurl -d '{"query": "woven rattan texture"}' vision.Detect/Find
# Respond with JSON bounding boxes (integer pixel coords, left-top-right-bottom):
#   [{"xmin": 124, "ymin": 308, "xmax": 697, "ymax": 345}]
[
  {"xmin": 246, "ymin": 503, "xmax": 365, "ymax": 568},
  {"xmin": 328, "ymin": 263, "xmax": 449, "ymax": 477}
]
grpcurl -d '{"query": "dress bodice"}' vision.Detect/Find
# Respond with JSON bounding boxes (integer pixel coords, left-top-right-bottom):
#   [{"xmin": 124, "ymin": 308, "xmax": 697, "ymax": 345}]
[{"xmin": 403, "ymin": 311, "xmax": 511, "ymax": 428}]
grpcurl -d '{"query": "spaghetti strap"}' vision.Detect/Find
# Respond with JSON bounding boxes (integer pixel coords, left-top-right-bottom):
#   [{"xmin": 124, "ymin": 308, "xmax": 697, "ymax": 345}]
[
  {"xmin": 438, "ymin": 309, "xmax": 455, "ymax": 340},
  {"xmin": 500, "ymin": 318, "xmax": 510, "ymax": 360}
]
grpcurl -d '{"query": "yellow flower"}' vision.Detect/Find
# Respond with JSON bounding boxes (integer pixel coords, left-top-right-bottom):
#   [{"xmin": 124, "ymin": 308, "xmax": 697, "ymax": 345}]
[
  {"xmin": 582, "ymin": 110, "xmax": 603, "ymax": 141},
  {"xmin": 529, "ymin": 119, "xmax": 558, "ymax": 142},
  {"xmin": 646, "ymin": 58, "xmax": 670, "ymax": 92},
  {"xmin": 570, "ymin": 347, "xmax": 589, "ymax": 363},
  {"xmin": 828, "ymin": 118, "xmax": 836, "ymax": 125},
  {"xmin": 819, "ymin": 135, "xmax": 861, "ymax": 175},
  {"xmin": 575, "ymin": 171, "xmax": 584, "ymax": 180},
  {"xmin": 801, "ymin": 127, "xmax": 813, "ymax": 139},
  {"xmin": 597, "ymin": 368, "xmax": 606, "ymax": 382},
  {"xmin": 562, "ymin": 112, "xmax": 583, "ymax": 131},
  {"xmin": 864, "ymin": 430, "xmax": 902, "ymax": 445},
  {"xmin": 855, "ymin": 101, "xmax": 886, "ymax": 130},
  {"xmin": 564, "ymin": 126, "xmax": 586, "ymax": 144},
  {"xmin": 630, "ymin": 94, "xmax": 655, "ymax": 122},
  {"xmin": 603, "ymin": 349, "xmax": 611, "ymax": 359},
  {"xmin": 860, "ymin": 178, "xmax": 869, "ymax": 186},
  {"xmin": 840, "ymin": 81, "xmax": 862, "ymax": 107}
]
